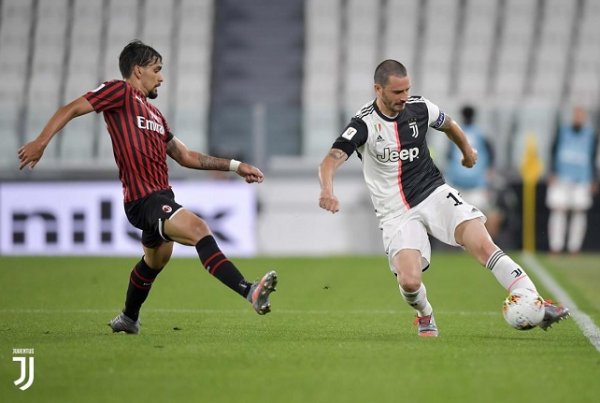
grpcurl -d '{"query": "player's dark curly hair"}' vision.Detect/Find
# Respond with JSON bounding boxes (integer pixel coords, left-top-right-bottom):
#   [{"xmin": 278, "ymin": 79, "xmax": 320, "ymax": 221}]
[
  {"xmin": 374, "ymin": 60, "xmax": 408, "ymax": 86},
  {"xmin": 119, "ymin": 40, "xmax": 162, "ymax": 78}
]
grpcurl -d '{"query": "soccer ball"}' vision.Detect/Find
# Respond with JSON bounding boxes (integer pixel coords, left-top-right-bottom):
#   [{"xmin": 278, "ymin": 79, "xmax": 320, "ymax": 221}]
[{"xmin": 502, "ymin": 288, "xmax": 545, "ymax": 330}]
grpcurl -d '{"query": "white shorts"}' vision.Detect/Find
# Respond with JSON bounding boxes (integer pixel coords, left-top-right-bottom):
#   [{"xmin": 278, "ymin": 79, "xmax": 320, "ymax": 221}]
[
  {"xmin": 546, "ymin": 180, "xmax": 592, "ymax": 210},
  {"xmin": 381, "ymin": 184, "xmax": 486, "ymax": 273},
  {"xmin": 456, "ymin": 187, "xmax": 493, "ymax": 212}
]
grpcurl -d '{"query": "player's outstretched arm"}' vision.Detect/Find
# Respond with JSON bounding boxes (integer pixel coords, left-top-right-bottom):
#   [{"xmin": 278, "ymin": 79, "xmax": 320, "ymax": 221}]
[
  {"xmin": 18, "ymin": 97, "xmax": 94, "ymax": 170},
  {"xmin": 166, "ymin": 136, "xmax": 264, "ymax": 183},
  {"xmin": 318, "ymin": 148, "xmax": 348, "ymax": 214},
  {"xmin": 438, "ymin": 114, "xmax": 478, "ymax": 168}
]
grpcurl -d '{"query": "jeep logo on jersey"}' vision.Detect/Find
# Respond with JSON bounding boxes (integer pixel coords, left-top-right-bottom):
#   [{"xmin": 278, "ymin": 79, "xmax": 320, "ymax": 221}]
[
  {"xmin": 377, "ymin": 147, "xmax": 420, "ymax": 162},
  {"xmin": 136, "ymin": 116, "xmax": 165, "ymax": 135}
]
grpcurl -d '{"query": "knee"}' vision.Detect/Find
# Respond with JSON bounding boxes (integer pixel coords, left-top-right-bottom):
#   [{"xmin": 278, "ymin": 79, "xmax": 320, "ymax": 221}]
[
  {"xmin": 175, "ymin": 215, "xmax": 211, "ymax": 245},
  {"xmin": 392, "ymin": 250, "xmax": 423, "ymax": 292},
  {"xmin": 188, "ymin": 216, "xmax": 211, "ymax": 244},
  {"xmin": 397, "ymin": 272, "xmax": 422, "ymax": 292},
  {"xmin": 164, "ymin": 209, "xmax": 212, "ymax": 246}
]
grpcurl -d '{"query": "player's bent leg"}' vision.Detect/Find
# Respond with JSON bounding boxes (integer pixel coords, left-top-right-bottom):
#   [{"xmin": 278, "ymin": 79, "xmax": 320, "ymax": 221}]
[
  {"xmin": 456, "ymin": 219, "xmax": 537, "ymax": 292},
  {"xmin": 165, "ymin": 208, "xmax": 277, "ymax": 314},
  {"xmin": 393, "ymin": 250, "xmax": 437, "ymax": 336},
  {"xmin": 456, "ymin": 219, "xmax": 570, "ymax": 329}
]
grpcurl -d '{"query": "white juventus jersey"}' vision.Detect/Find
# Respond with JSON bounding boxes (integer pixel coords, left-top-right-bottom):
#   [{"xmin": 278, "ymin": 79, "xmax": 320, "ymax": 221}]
[{"xmin": 332, "ymin": 96, "xmax": 447, "ymax": 223}]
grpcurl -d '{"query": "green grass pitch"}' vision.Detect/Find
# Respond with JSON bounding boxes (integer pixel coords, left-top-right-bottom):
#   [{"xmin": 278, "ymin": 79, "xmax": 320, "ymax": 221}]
[{"xmin": 1, "ymin": 253, "xmax": 599, "ymax": 403}]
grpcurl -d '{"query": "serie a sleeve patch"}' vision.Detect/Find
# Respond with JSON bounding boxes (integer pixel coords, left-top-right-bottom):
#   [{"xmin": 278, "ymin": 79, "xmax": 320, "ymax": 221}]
[{"xmin": 341, "ymin": 127, "xmax": 358, "ymax": 140}]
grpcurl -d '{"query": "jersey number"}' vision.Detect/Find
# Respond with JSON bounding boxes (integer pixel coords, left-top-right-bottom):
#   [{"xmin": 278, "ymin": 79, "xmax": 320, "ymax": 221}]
[{"xmin": 447, "ymin": 192, "xmax": 463, "ymax": 206}]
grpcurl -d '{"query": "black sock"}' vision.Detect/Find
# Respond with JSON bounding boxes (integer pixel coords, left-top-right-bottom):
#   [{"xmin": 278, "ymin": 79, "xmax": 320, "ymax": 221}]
[
  {"xmin": 195, "ymin": 235, "xmax": 252, "ymax": 297},
  {"xmin": 123, "ymin": 257, "xmax": 162, "ymax": 321}
]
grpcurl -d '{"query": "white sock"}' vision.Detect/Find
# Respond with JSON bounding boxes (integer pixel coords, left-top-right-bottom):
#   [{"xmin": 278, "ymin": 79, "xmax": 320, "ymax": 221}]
[
  {"xmin": 568, "ymin": 211, "xmax": 587, "ymax": 253},
  {"xmin": 399, "ymin": 283, "xmax": 433, "ymax": 317},
  {"xmin": 548, "ymin": 210, "xmax": 567, "ymax": 252},
  {"xmin": 486, "ymin": 249, "xmax": 537, "ymax": 293}
]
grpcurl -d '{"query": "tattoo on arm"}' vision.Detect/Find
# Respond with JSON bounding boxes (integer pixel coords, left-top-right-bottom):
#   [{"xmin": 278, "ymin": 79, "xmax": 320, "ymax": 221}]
[
  {"xmin": 167, "ymin": 138, "xmax": 228, "ymax": 170},
  {"xmin": 328, "ymin": 149, "xmax": 347, "ymax": 161},
  {"xmin": 195, "ymin": 153, "xmax": 229, "ymax": 171}
]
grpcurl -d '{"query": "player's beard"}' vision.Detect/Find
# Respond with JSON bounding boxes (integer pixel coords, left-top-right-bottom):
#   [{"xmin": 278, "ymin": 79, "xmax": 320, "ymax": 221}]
[
  {"xmin": 391, "ymin": 99, "xmax": 405, "ymax": 112},
  {"xmin": 383, "ymin": 97, "xmax": 404, "ymax": 114},
  {"xmin": 148, "ymin": 89, "xmax": 158, "ymax": 99},
  {"xmin": 378, "ymin": 91, "xmax": 403, "ymax": 113}
]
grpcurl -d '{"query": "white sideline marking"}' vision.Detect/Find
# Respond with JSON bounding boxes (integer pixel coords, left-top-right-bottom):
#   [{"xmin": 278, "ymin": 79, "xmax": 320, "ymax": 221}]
[{"xmin": 522, "ymin": 252, "xmax": 600, "ymax": 353}]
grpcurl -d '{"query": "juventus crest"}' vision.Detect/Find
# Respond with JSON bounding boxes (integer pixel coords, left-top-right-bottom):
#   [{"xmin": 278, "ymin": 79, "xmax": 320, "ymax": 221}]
[
  {"xmin": 408, "ymin": 117, "xmax": 419, "ymax": 138},
  {"xmin": 13, "ymin": 348, "xmax": 35, "ymax": 391}
]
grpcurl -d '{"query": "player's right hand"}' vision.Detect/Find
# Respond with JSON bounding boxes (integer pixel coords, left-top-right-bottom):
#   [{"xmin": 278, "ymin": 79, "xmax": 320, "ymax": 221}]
[
  {"xmin": 319, "ymin": 192, "xmax": 340, "ymax": 214},
  {"xmin": 18, "ymin": 140, "xmax": 46, "ymax": 170},
  {"xmin": 461, "ymin": 147, "xmax": 478, "ymax": 168}
]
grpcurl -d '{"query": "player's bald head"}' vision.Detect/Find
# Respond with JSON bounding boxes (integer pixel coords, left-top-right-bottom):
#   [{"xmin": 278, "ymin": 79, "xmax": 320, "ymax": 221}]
[{"xmin": 374, "ymin": 60, "xmax": 408, "ymax": 86}]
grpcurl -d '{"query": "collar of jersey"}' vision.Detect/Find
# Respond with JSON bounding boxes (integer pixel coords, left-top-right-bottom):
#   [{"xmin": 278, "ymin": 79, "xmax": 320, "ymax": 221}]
[
  {"xmin": 125, "ymin": 81, "xmax": 148, "ymax": 100},
  {"xmin": 373, "ymin": 100, "xmax": 400, "ymax": 122}
]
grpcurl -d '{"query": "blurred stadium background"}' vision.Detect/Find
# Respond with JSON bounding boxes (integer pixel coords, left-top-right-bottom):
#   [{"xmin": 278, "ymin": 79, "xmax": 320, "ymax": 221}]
[{"xmin": 1, "ymin": 0, "xmax": 599, "ymax": 256}]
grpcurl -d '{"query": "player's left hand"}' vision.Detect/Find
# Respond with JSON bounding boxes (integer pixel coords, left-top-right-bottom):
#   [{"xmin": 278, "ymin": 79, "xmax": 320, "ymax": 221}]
[
  {"xmin": 462, "ymin": 148, "xmax": 478, "ymax": 168},
  {"xmin": 18, "ymin": 140, "xmax": 46, "ymax": 170},
  {"xmin": 319, "ymin": 192, "xmax": 340, "ymax": 214},
  {"xmin": 236, "ymin": 163, "xmax": 264, "ymax": 183}
]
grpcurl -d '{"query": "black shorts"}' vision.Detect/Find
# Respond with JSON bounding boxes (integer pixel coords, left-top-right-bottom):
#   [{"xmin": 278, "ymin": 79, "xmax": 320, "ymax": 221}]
[{"xmin": 124, "ymin": 189, "xmax": 183, "ymax": 248}]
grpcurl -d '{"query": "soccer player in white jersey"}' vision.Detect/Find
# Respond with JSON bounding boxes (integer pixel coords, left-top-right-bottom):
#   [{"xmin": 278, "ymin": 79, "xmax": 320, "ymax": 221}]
[{"xmin": 318, "ymin": 60, "xmax": 569, "ymax": 337}]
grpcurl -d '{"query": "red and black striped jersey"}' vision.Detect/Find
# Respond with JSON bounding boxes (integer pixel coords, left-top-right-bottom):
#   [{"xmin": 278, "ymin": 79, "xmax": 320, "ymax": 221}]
[{"xmin": 84, "ymin": 80, "xmax": 174, "ymax": 203}]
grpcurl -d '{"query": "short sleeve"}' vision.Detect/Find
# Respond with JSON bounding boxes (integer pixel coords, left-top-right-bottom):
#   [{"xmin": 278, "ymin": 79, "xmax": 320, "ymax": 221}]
[
  {"xmin": 331, "ymin": 118, "xmax": 369, "ymax": 157},
  {"xmin": 83, "ymin": 80, "xmax": 126, "ymax": 113},
  {"xmin": 423, "ymin": 98, "xmax": 446, "ymax": 129}
]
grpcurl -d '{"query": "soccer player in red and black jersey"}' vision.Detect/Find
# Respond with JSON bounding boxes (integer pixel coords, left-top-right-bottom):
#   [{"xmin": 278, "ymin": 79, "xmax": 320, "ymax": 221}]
[{"xmin": 18, "ymin": 40, "xmax": 277, "ymax": 334}]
